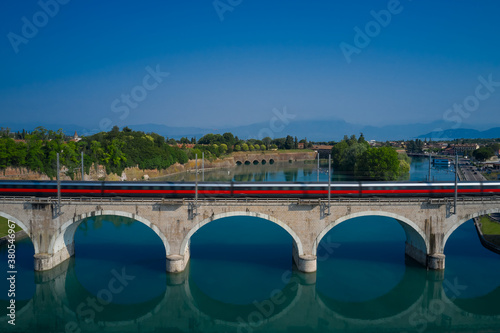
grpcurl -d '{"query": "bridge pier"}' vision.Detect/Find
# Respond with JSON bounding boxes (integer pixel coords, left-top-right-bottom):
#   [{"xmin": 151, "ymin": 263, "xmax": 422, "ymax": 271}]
[
  {"xmin": 405, "ymin": 241, "xmax": 427, "ymax": 267},
  {"xmin": 166, "ymin": 245, "xmax": 190, "ymax": 273},
  {"xmin": 427, "ymin": 253, "xmax": 445, "ymax": 270},
  {"xmin": 292, "ymin": 242, "xmax": 316, "ymax": 273},
  {"xmin": 294, "ymin": 255, "xmax": 317, "ymax": 273},
  {"xmin": 34, "ymin": 241, "xmax": 74, "ymax": 271},
  {"xmin": 405, "ymin": 241, "xmax": 445, "ymax": 270}
]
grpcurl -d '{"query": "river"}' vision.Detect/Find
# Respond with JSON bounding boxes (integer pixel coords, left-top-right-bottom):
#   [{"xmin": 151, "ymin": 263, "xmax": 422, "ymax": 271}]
[{"xmin": 1, "ymin": 158, "xmax": 499, "ymax": 332}]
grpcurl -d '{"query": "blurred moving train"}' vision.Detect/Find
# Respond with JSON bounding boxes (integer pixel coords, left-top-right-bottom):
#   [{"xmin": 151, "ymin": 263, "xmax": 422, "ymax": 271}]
[{"xmin": 1, "ymin": 180, "xmax": 500, "ymax": 198}]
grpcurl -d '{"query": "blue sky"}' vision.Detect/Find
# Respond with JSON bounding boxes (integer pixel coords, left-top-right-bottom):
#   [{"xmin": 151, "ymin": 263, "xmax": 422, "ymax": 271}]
[{"xmin": 1, "ymin": 0, "xmax": 499, "ymax": 133}]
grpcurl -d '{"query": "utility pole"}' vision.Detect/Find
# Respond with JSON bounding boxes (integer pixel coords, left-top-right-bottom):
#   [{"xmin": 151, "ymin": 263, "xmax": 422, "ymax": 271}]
[
  {"xmin": 327, "ymin": 154, "xmax": 331, "ymax": 216},
  {"xmin": 454, "ymin": 154, "xmax": 458, "ymax": 214},
  {"xmin": 56, "ymin": 152, "xmax": 61, "ymax": 215},
  {"xmin": 81, "ymin": 151, "xmax": 84, "ymax": 181},
  {"xmin": 317, "ymin": 152, "xmax": 320, "ymax": 182},
  {"xmin": 428, "ymin": 152, "xmax": 432, "ymax": 182},
  {"xmin": 195, "ymin": 154, "xmax": 199, "ymax": 204}
]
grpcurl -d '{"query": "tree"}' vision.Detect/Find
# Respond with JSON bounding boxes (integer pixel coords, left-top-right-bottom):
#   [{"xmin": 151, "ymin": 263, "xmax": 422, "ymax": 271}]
[
  {"xmin": 473, "ymin": 147, "xmax": 494, "ymax": 161},
  {"xmin": 262, "ymin": 137, "xmax": 272, "ymax": 149},
  {"xmin": 355, "ymin": 147, "xmax": 400, "ymax": 180},
  {"xmin": 223, "ymin": 132, "xmax": 235, "ymax": 146},
  {"xmin": 343, "ymin": 143, "xmax": 368, "ymax": 171},
  {"xmin": 0, "ymin": 139, "xmax": 9, "ymax": 170},
  {"xmin": 219, "ymin": 143, "xmax": 228, "ymax": 155},
  {"xmin": 241, "ymin": 143, "xmax": 249, "ymax": 151},
  {"xmin": 358, "ymin": 133, "xmax": 367, "ymax": 145},
  {"xmin": 234, "ymin": 145, "xmax": 241, "ymax": 152},
  {"xmin": 331, "ymin": 140, "xmax": 349, "ymax": 170},
  {"xmin": 285, "ymin": 135, "xmax": 294, "ymax": 149}
]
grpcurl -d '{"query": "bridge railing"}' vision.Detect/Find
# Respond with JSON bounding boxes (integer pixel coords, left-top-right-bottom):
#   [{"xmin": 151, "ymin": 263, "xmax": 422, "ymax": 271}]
[{"xmin": 1, "ymin": 196, "xmax": 499, "ymax": 206}]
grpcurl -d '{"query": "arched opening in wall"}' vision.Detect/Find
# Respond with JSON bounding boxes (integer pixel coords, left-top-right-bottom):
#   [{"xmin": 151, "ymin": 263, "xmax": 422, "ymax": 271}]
[
  {"xmin": 443, "ymin": 212, "xmax": 500, "ymax": 311},
  {"xmin": 253, "ymin": 160, "xmax": 259, "ymax": 165},
  {"xmin": 236, "ymin": 161, "xmax": 242, "ymax": 166},
  {"xmin": 65, "ymin": 214, "xmax": 167, "ymax": 316},
  {"xmin": 186, "ymin": 214, "xmax": 298, "ymax": 308},
  {"xmin": 261, "ymin": 159, "xmax": 267, "ymax": 165},
  {"xmin": 269, "ymin": 159, "xmax": 275, "ymax": 164},
  {"xmin": 0, "ymin": 214, "xmax": 35, "ymax": 307},
  {"xmin": 244, "ymin": 160, "xmax": 251, "ymax": 165},
  {"xmin": 315, "ymin": 215, "xmax": 427, "ymax": 318}
]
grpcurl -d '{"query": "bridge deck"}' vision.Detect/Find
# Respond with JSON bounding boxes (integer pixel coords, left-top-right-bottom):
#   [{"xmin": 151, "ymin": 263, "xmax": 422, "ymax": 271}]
[{"xmin": 1, "ymin": 195, "xmax": 499, "ymax": 206}]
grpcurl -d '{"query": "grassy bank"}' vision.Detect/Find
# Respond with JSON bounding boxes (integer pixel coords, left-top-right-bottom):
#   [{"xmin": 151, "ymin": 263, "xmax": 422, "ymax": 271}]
[
  {"xmin": 0, "ymin": 216, "xmax": 22, "ymax": 238},
  {"xmin": 484, "ymin": 171, "xmax": 500, "ymax": 181},
  {"xmin": 479, "ymin": 215, "xmax": 500, "ymax": 248},
  {"xmin": 479, "ymin": 215, "xmax": 500, "ymax": 235}
]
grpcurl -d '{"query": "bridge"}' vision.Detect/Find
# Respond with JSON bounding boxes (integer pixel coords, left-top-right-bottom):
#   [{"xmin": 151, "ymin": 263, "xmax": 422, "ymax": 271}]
[{"xmin": 1, "ymin": 194, "xmax": 499, "ymax": 273}]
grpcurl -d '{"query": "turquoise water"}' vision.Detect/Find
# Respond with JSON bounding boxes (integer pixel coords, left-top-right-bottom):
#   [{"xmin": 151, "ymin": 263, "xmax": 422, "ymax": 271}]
[
  {"xmin": 1, "ymin": 158, "xmax": 500, "ymax": 332},
  {"xmin": 161, "ymin": 157, "xmax": 456, "ymax": 182}
]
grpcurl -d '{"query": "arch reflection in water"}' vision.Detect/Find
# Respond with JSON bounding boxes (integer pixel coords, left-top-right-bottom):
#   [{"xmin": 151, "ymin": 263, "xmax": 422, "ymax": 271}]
[
  {"xmin": 188, "ymin": 216, "xmax": 294, "ymax": 305},
  {"xmin": 187, "ymin": 264, "xmax": 301, "ymax": 324},
  {"xmin": 316, "ymin": 263, "xmax": 427, "ymax": 321},
  {"xmin": 72, "ymin": 216, "xmax": 167, "ymax": 305},
  {"xmin": 444, "ymin": 219, "xmax": 500, "ymax": 316},
  {"xmin": 316, "ymin": 216, "xmax": 410, "ymax": 302}
]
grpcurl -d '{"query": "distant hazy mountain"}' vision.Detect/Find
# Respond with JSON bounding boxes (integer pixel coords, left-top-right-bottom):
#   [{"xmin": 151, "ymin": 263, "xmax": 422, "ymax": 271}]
[
  {"xmin": 3, "ymin": 120, "xmax": 499, "ymax": 141},
  {"xmin": 418, "ymin": 127, "xmax": 500, "ymax": 140},
  {"xmin": 2, "ymin": 122, "xmax": 90, "ymax": 136}
]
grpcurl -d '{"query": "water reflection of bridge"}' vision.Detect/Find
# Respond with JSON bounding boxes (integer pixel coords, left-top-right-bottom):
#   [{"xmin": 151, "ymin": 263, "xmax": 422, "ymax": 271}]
[{"xmin": 3, "ymin": 260, "xmax": 500, "ymax": 333}]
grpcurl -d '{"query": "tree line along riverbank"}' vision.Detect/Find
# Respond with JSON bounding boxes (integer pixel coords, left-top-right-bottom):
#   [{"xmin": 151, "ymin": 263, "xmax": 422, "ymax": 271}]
[{"xmin": 0, "ymin": 127, "xmax": 410, "ymax": 181}]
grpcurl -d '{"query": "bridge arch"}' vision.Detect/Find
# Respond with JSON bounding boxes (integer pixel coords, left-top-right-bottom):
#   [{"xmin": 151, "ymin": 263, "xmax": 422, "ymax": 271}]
[
  {"xmin": 313, "ymin": 211, "xmax": 428, "ymax": 257},
  {"xmin": 50, "ymin": 210, "xmax": 170, "ymax": 257},
  {"xmin": 179, "ymin": 211, "xmax": 304, "ymax": 258},
  {"xmin": 443, "ymin": 208, "xmax": 500, "ymax": 251},
  {"xmin": 0, "ymin": 211, "xmax": 36, "ymax": 252}
]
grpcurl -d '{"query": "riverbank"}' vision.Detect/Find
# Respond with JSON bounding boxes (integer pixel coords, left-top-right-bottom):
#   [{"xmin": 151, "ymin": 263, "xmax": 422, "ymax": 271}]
[
  {"xmin": 473, "ymin": 216, "xmax": 500, "ymax": 254},
  {"xmin": 0, "ymin": 151, "xmax": 317, "ymax": 182}
]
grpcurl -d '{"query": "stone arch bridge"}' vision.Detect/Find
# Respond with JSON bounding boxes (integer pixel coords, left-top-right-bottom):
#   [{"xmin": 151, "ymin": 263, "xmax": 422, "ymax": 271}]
[{"xmin": 0, "ymin": 196, "xmax": 499, "ymax": 273}]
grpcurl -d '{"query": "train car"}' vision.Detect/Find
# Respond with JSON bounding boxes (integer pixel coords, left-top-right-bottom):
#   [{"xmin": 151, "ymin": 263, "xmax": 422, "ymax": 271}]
[
  {"xmin": 103, "ymin": 181, "xmax": 233, "ymax": 198},
  {"xmin": 231, "ymin": 182, "xmax": 361, "ymax": 198},
  {"xmin": 0, "ymin": 180, "xmax": 104, "ymax": 197},
  {"xmin": 359, "ymin": 182, "xmax": 486, "ymax": 197},
  {"xmin": 0, "ymin": 180, "xmax": 499, "ymax": 199}
]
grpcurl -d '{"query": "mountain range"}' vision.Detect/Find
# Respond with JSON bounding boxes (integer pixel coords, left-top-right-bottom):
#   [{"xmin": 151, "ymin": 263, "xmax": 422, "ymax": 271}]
[{"xmin": 2, "ymin": 120, "xmax": 500, "ymax": 142}]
